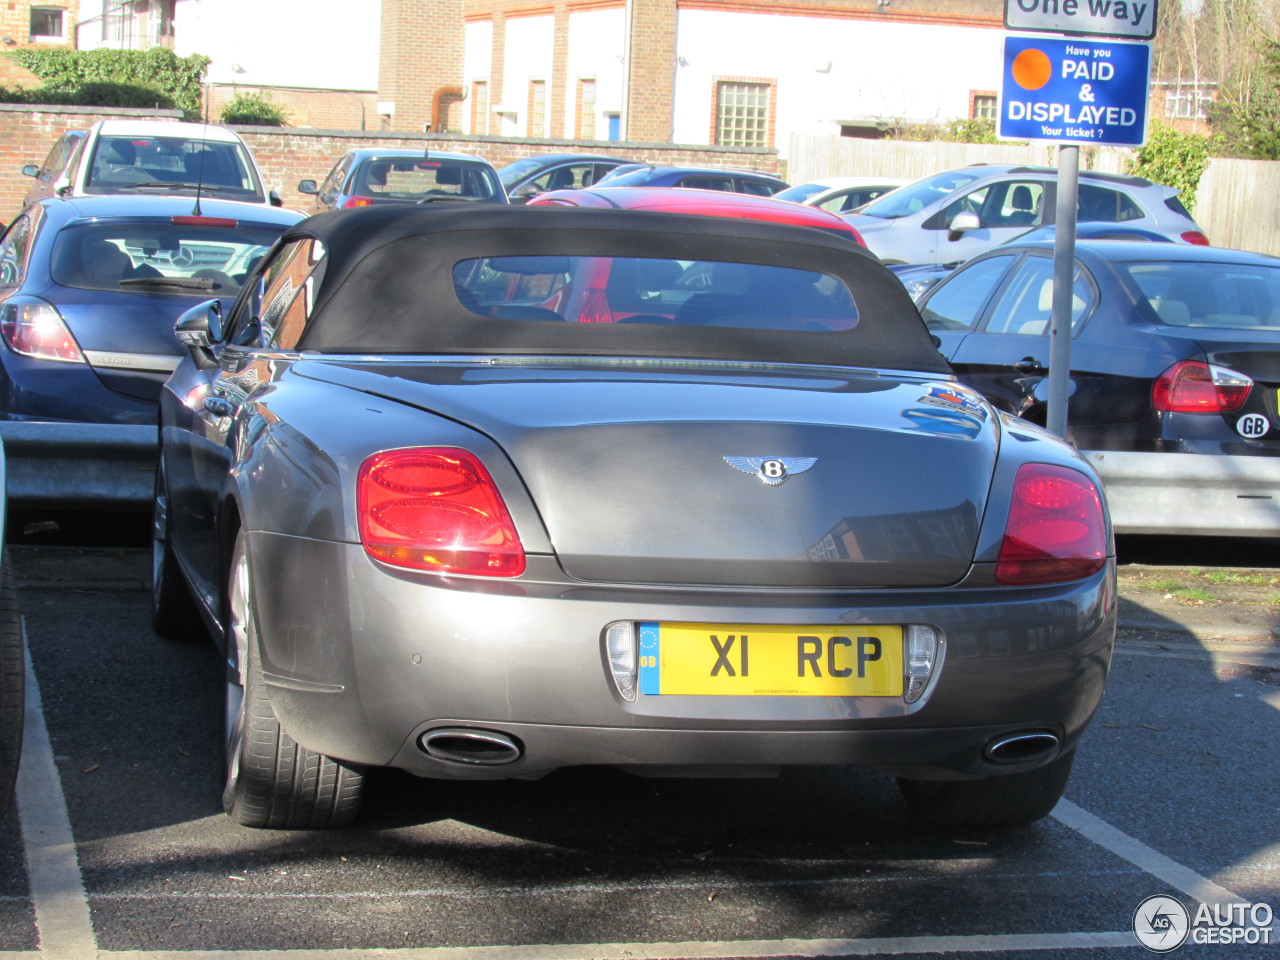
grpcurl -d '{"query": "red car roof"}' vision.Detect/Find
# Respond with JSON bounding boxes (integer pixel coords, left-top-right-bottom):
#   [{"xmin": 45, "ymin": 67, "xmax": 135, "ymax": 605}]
[{"xmin": 529, "ymin": 187, "xmax": 865, "ymax": 245}]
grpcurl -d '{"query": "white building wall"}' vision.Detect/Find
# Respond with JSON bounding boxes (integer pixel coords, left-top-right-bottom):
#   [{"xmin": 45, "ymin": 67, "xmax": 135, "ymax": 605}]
[
  {"xmin": 463, "ymin": 19, "xmax": 494, "ymax": 134},
  {"xmin": 500, "ymin": 15, "xmax": 555, "ymax": 137},
  {"xmin": 563, "ymin": 7, "xmax": 628, "ymax": 139},
  {"xmin": 672, "ymin": 11, "xmax": 1004, "ymax": 151},
  {"xmin": 171, "ymin": 0, "xmax": 380, "ymax": 91}
]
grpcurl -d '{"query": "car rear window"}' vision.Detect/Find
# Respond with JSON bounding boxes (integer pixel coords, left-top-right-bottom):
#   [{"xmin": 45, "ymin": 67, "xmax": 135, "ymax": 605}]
[
  {"xmin": 452, "ymin": 255, "xmax": 859, "ymax": 331},
  {"xmin": 85, "ymin": 135, "xmax": 264, "ymax": 203},
  {"xmin": 51, "ymin": 220, "xmax": 287, "ymax": 296},
  {"xmin": 354, "ymin": 159, "xmax": 502, "ymax": 202},
  {"xmin": 1122, "ymin": 260, "xmax": 1280, "ymax": 330}
]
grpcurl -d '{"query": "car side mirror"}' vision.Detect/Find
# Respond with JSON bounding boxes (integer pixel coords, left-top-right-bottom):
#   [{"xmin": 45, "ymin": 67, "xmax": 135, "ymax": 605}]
[
  {"xmin": 948, "ymin": 211, "xmax": 981, "ymax": 240},
  {"xmin": 297, "ymin": 180, "xmax": 319, "ymax": 195},
  {"xmin": 269, "ymin": 190, "xmax": 283, "ymax": 207},
  {"xmin": 174, "ymin": 298, "xmax": 224, "ymax": 368},
  {"xmin": 21, "ymin": 164, "xmax": 38, "ymax": 179}
]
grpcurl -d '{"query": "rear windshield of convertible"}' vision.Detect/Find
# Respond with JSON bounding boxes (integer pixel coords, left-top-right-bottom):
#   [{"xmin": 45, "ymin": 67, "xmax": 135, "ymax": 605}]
[
  {"xmin": 289, "ymin": 209, "xmax": 948, "ymax": 373},
  {"xmin": 452, "ymin": 255, "xmax": 859, "ymax": 331}
]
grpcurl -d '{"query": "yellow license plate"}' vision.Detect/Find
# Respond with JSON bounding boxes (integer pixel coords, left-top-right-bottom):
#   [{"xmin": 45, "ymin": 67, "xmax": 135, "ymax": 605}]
[{"xmin": 637, "ymin": 622, "xmax": 903, "ymax": 696}]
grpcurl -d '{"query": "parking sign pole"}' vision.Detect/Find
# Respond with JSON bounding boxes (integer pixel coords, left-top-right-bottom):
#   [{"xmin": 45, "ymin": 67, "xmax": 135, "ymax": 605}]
[
  {"xmin": 1047, "ymin": 144, "xmax": 1078, "ymax": 439},
  {"xmin": 1000, "ymin": 1, "xmax": 1156, "ymax": 440}
]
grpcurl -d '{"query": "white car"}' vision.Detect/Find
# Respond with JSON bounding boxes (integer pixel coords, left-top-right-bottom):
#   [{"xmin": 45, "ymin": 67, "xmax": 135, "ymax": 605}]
[
  {"xmin": 840, "ymin": 164, "xmax": 1209, "ymax": 266},
  {"xmin": 21, "ymin": 120, "xmax": 281, "ymax": 207},
  {"xmin": 773, "ymin": 176, "xmax": 908, "ymax": 214}
]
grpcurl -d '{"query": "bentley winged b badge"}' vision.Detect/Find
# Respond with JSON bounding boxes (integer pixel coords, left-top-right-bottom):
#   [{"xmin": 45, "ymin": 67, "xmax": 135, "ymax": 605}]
[{"xmin": 724, "ymin": 456, "xmax": 818, "ymax": 486}]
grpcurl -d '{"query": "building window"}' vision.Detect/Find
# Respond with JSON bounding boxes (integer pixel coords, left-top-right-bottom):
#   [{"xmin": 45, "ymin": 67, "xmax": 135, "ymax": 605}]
[
  {"xmin": 1163, "ymin": 82, "xmax": 1215, "ymax": 120},
  {"xmin": 715, "ymin": 81, "xmax": 771, "ymax": 148},
  {"xmin": 527, "ymin": 80, "xmax": 547, "ymax": 138},
  {"xmin": 471, "ymin": 81, "xmax": 490, "ymax": 136},
  {"xmin": 971, "ymin": 92, "xmax": 998, "ymax": 121},
  {"xmin": 576, "ymin": 79, "xmax": 597, "ymax": 140},
  {"xmin": 30, "ymin": 6, "xmax": 66, "ymax": 41}
]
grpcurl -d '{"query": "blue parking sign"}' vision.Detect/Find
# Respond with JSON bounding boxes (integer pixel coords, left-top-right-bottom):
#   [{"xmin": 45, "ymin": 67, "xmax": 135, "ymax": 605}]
[{"xmin": 999, "ymin": 35, "xmax": 1151, "ymax": 147}]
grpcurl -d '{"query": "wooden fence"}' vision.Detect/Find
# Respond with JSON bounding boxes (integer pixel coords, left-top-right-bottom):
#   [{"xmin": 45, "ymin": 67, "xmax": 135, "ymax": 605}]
[{"xmin": 786, "ymin": 134, "xmax": 1280, "ymax": 257}]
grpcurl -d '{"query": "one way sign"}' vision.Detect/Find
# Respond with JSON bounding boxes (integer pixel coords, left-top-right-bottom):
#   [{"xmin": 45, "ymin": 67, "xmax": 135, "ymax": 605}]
[{"xmin": 1005, "ymin": 0, "xmax": 1158, "ymax": 41}]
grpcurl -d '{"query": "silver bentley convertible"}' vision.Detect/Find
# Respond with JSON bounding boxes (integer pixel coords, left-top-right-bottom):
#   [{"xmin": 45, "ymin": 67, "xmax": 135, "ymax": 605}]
[{"xmin": 153, "ymin": 204, "xmax": 1116, "ymax": 829}]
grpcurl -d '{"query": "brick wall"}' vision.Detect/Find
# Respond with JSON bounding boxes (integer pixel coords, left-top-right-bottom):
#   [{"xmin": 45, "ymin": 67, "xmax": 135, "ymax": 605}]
[
  {"xmin": 379, "ymin": 0, "xmax": 465, "ymax": 133},
  {"xmin": 204, "ymin": 85, "xmax": 380, "ymax": 133},
  {"xmin": 0, "ymin": 104, "xmax": 779, "ymax": 221},
  {"xmin": 626, "ymin": 0, "xmax": 677, "ymax": 142},
  {"xmin": 0, "ymin": 0, "xmax": 81, "ymax": 49}
]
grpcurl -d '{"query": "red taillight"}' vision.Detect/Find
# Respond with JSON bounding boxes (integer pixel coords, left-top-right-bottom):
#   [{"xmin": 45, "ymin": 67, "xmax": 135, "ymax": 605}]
[
  {"xmin": 357, "ymin": 448, "xmax": 525, "ymax": 577},
  {"xmin": 996, "ymin": 463, "xmax": 1107, "ymax": 585},
  {"xmin": 171, "ymin": 216, "xmax": 238, "ymax": 227},
  {"xmin": 343, "ymin": 196, "xmax": 374, "ymax": 208},
  {"xmin": 0, "ymin": 299, "xmax": 86, "ymax": 363},
  {"xmin": 577, "ymin": 288, "xmax": 615, "ymax": 323},
  {"xmin": 1152, "ymin": 360, "xmax": 1251, "ymax": 413},
  {"xmin": 1181, "ymin": 231, "xmax": 1210, "ymax": 246}
]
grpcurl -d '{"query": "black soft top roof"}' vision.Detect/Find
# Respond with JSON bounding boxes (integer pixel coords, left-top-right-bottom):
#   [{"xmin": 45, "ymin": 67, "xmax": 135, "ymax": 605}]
[{"xmin": 289, "ymin": 204, "xmax": 950, "ymax": 374}]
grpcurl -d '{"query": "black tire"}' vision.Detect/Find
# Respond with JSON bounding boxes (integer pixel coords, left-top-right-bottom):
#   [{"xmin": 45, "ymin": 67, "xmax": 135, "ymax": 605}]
[
  {"xmin": 151, "ymin": 460, "xmax": 202, "ymax": 639},
  {"xmin": 222, "ymin": 532, "xmax": 364, "ymax": 829},
  {"xmin": 897, "ymin": 750, "xmax": 1075, "ymax": 829},
  {"xmin": 0, "ymin": 561, "xmax": 24, "ymax": 818}
]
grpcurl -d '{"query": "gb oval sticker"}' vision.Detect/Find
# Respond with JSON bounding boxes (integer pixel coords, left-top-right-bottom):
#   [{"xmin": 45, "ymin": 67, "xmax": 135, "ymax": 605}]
[{"xmin": 1237, "ymin": 413, "xmax": 1270, "ymax": 439}]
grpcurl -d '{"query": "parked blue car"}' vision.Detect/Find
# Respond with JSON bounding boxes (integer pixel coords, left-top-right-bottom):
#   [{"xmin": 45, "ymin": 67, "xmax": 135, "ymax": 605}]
[{"xmin": 0, "ymin": 196, "xmax": 302, "ymax": 428}]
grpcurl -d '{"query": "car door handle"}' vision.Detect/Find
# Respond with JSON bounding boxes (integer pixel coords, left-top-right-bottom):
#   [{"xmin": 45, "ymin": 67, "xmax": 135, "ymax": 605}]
[
  {"xmin": 203, "ymin": 397, "xmax": 234, "ymax": 418},
  {"xmin": 1013, "ymin": 357, "xmax": 1046, "ymax": 374}
]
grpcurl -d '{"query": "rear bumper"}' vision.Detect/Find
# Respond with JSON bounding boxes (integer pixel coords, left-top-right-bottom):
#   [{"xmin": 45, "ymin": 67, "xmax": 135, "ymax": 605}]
[
  {"xmin": 248, "ymin": 533, "xmax": 1116, "ymax": 784},
  {"xmin": 1084, "ymin": 450, "xmax": 1280, "ymax": 536},
  {"xmin": 0, "ymin": 421, "xmax": 155, "ymax": 508},
  {"xmin": 386, "ymin": 719, "xmax": 1082, "ymax": 783}
]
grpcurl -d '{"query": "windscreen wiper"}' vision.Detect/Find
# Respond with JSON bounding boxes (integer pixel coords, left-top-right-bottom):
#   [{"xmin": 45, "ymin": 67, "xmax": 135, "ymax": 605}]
[
  {"xmin": 416, "ymin": 194, "xmax": 485, "ymax": 204},
  {"xmin": 126, "ymin": 182, "xmax": 225, "ymax": 193},
  {"xmin": 119, "ymin": 276, "xmax": 219, "ymax": 290}
]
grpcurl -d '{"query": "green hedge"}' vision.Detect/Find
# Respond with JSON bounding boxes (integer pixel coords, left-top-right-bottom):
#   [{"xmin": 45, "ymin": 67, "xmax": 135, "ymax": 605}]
[
  {"xmin": 0, "ymin": 48, "xmax": 209, "ymax": 119},
  {"xmin": 1126, "ymin": 123, "xmax": 1215, "ymax": 213},
  {"xmin": 220, "ymin": 92, "xmax": 289, "ymax": 127}
]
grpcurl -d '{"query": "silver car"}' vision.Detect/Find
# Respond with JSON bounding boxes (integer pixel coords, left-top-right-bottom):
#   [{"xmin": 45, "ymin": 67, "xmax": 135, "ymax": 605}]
[
  {"xmin": 154, "ymin": 204, "xmax": 1116, "ymax": 830},
  {"xmin": 842, "ymin": 163, "xmax": 1208, "ymax": 265}
]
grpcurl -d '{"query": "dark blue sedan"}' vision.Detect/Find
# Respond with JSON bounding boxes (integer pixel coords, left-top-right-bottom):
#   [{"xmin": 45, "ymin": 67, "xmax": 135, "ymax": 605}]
[
  {"xmin": 0, "ymin": 196, "xmax": 302, "ymax": 506},
  {"xmin": 892, "ymin": 221, "xmax": 1179, "ymax": 301},
  {"xmin": 917, "ymin": 239, "xmax": 1280, "ymax": 537}
]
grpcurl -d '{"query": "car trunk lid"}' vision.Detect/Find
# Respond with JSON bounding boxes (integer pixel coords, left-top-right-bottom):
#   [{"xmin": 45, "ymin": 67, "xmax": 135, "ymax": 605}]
[{"xmin": 300, "ymin": 360, "xmax": 1001, "ymax": 588}]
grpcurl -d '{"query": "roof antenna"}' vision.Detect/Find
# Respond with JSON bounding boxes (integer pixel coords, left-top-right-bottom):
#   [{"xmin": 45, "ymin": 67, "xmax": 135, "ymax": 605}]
[{"xmin": 192, "ymin": 85, "xmax": 211, "ymax": 217}]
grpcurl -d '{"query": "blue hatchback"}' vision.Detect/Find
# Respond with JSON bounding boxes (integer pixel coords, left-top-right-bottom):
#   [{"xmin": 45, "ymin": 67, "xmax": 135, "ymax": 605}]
[{"xmin": 0, "ymin": 195, "xmax": 303, "ymax": 427}]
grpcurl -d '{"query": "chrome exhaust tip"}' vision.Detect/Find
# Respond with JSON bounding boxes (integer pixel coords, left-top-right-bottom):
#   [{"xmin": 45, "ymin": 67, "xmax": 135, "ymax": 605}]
[
  {"xmin": 420, "ymin": 728, "xmax": 523, "ymax": 766},
  {"xmin": 984, "ymin": 731, "xmax": 1060, "ymax": 765}
]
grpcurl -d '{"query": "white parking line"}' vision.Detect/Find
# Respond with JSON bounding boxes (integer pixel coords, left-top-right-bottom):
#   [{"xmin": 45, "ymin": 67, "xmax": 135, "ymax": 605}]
[
  {"xmin": 1052, "ymin": 799, "xmax": 1249, "ymax": 908},
  {"xmin": 8, "ymin": 632, "xmax": 1252, "ymax": 960},
  {"xmin": 2, "ymin": 932, "xmax": 1139, "ymax": 960},
  {"xmin": 15, "ymin": 625, "xmax": 96, "ymax": 960}
]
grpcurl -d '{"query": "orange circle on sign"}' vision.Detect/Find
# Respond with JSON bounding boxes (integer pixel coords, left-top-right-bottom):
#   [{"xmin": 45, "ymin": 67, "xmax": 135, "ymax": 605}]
[{"xmin": 1011, "ymin": 49, "xmax": 1053, "ymax": 90}]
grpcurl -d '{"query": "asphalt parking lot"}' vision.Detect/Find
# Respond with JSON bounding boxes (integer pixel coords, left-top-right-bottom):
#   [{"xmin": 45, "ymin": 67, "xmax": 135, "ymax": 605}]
[{"xmin": 2, "ymin": 533, "xmax": 1277, "ymax": 959}]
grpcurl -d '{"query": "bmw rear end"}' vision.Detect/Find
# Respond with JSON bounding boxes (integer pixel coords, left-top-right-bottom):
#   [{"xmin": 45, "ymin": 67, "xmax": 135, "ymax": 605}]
[{"xmin": 1081, "ymin": 248, "xmax": 1280, "ymax": 535}]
